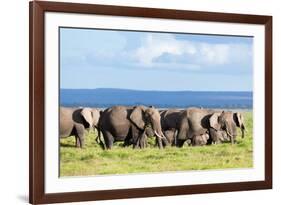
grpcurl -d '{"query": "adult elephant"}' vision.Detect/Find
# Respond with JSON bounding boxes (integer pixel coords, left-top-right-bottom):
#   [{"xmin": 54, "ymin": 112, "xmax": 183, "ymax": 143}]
[
  {"xmin": 59, "ymin": 107, "xmax": 100, "ymax": 148},
  {"xmin": 161, "ymin": 108, "xmax": 245, "ymax": 146},
  {"xmin": 99, "ymin": 105, "xmax": 167, "ymax": 149},
  {"xmin": 209, "ymin": 110, "xmax": 246, "ymax": 143},
  {"xmin": 160, "ymin": 109, "xmax": 188, "ymax": 147}
]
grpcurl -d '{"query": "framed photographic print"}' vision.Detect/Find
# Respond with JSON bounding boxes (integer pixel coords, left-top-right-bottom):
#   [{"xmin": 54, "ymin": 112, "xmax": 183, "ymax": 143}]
[{"xmin": 29, "ymin": 1, "xmax": 272, "ymax": 204}]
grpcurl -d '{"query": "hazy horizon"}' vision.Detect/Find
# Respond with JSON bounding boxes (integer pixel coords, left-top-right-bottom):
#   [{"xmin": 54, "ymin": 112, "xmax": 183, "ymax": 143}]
[{"xmin": 60, "ymin": 89, "xmax": 253, "ymax": 109}]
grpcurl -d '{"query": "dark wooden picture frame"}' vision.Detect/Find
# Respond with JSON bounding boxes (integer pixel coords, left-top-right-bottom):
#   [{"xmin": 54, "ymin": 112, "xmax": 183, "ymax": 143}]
[{"xmin": 29, "ymin": 1, "xmax": 272, "ymax": 204}]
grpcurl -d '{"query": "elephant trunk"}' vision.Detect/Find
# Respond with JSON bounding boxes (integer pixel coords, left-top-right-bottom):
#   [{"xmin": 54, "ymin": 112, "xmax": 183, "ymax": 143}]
[
  {"xmin": 151, "ymin": 120, "xmax": 163, "ymax": 138},
  {"xmin": 241, "ymin": 124, "xmax": 245, "ymax": 138},
  {"xmin": 151, "ymin": 120, "xmax": 167, "ymax": 148},
  {"xmin": 225, "ymin": 127, "xmax": 235, "ymax": 144}
]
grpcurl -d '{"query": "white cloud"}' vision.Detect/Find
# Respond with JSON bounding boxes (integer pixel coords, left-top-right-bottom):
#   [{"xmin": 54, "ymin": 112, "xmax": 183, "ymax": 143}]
[
  {"xmin": 133, "ymin": 33, "xmax": 252, "ymax": 70},
  {"xmin": 135, "ymin": 34, "xmax": 196, "ymax": 66},
  {"xmin": 199, "ymin": 43, "xmax": 229, "ymax": 65},
  {"xmin": 62, "ymin": 29, "xmax": 252, "ymax": 75}
]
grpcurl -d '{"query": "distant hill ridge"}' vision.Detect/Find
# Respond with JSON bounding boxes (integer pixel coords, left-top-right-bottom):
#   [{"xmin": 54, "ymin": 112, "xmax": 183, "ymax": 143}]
[{"xmin": 60, "ymin": 88, "xmax": 253, "ymax": 109}]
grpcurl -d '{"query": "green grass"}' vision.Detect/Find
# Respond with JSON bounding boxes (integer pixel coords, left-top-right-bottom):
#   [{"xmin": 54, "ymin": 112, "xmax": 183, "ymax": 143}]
[{"xmin": 60, "ymin": 112, "xmax": 253, "ymax": 176}]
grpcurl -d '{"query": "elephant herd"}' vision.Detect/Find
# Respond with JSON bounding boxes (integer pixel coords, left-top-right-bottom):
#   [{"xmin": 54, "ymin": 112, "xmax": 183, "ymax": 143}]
[{"xmin": 59, "ymin": 105, "xmax": 246, "ymax": 149}]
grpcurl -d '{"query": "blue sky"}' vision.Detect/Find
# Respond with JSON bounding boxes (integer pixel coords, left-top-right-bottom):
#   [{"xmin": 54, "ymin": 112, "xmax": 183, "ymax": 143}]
[{"xmin": 60, "ymin": 28, "xmax": 253, "ymax": 91}]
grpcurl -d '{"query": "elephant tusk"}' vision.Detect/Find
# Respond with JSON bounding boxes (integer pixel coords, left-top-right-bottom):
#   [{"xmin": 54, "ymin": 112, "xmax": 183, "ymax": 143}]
[{"xmin": 154, "ymin": 131, "xmax": 164, "ymax": 139}]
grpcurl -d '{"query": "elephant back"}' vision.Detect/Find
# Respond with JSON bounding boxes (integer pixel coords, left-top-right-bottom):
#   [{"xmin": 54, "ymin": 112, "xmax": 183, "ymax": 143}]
[{"xmin": 161, "ymin": 109, "xmax": 183, "ymax": 130}]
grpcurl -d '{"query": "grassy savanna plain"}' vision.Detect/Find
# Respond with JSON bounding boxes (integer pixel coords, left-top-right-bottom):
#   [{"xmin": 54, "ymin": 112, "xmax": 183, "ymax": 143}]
[{"xmin": 60, "ymin": 111, "xmax": 253, "ymax": 176}]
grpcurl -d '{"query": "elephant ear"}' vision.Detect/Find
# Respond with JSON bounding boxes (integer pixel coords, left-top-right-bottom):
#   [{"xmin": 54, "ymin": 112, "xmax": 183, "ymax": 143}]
[
  {"xmin": 130, "ymin": 106, "xmax": 145, "ymax": 130},
  {"xmin": 234, "ymin": 112, "xmax": 246, "ymax": 138},
  {"xmin": 81, "ymin": 107, "xmax": 93, "ymax": 127},
  {"xmin": 209, "ymin": 112, "xmax": 221, "ymax": 131},
  {"xmin": 234, "ymin": 112, "xmax": 244, "ymax": 128},
  {"xmin": 91, "ymin": 108, "xmax": 101, "ymax": 126}
]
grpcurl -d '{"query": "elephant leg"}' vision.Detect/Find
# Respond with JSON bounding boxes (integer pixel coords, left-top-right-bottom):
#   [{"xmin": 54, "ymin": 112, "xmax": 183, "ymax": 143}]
[
  {"xmin": 123, "ymin": 137, "xmax": 131, "ymax": 147},
  {"xmin": 192, "ymin": 136, "xmax": 199, "ymax": 146},
  {"xmin": 95, "ymin": 135, "xmax": 100, "ymax": 144},
  {"xmin": 95, "ymin": 128, "xmax": 105, "ymax": 149},
  {"xmin": 173, "ymin": 130, "xmax": 178, "ymax": 146},
  {"xmin": 133, "ymin": 139, "xmax": 140, "ymax": 149},
  {"xmin": 209, "ymin": 128, "xmax": 219, "ymax": 144},
  {"xmin": 131, "ymin": 127, "xmax": 141, "ymax": 149},
  {"xmin": 77, "ymin": 133, "xmax": 85, "ymax": 149},
  {"xmin": 103, "ymin": 131, "xmax": 114, "ymax": 149},
  {"xmin": 140, "ymin": 137, "xmax": 146, "ymax": 148},
  {"xmin": 75, "ymin": 125, "xmax": 85, "ymax": 148},
  {"xmin": 139, "ymin": 133, "xmax": 147, "ymax": 149},
  {"xmin": 207, "ymin": 137, "xmax": 213, "ymax": 145},
  {"xmin": 161, "ymin": 137, "xmax": 169, "ymax": 147},
  {"xmin": 133, "ymin": 133, "xmax": 143, "ymax": 149},
  {"xmin": 95, "ymin": 127, "xmax": 99, "ymax": 144},
  {"xmin": 75, "ymin": 135, "xmax": 81, "ymax": 148},
  {"xmin": 156, "ymin": 137, "xmax": 163, "ymax": 149},
  {"xmin": 233, "ymin": 136, "xmax": 237, "ymax": 144},
  {"xmin": 176, "ymin": 139, "xmax": 185, "ymax": 147}
]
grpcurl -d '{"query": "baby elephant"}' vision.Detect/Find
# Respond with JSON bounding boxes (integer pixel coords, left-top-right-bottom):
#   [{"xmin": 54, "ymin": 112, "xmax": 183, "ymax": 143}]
[
  {"xmin": 209, "ymin": 128, "xmax": 229, "ymax": 144},
  {"xmin": 163, "ymin": 129, "xmax": 177, "ymax": 146},
  {"xmin": 192, "ymin": 133, "xmax": 209, "ymax": 146}
]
